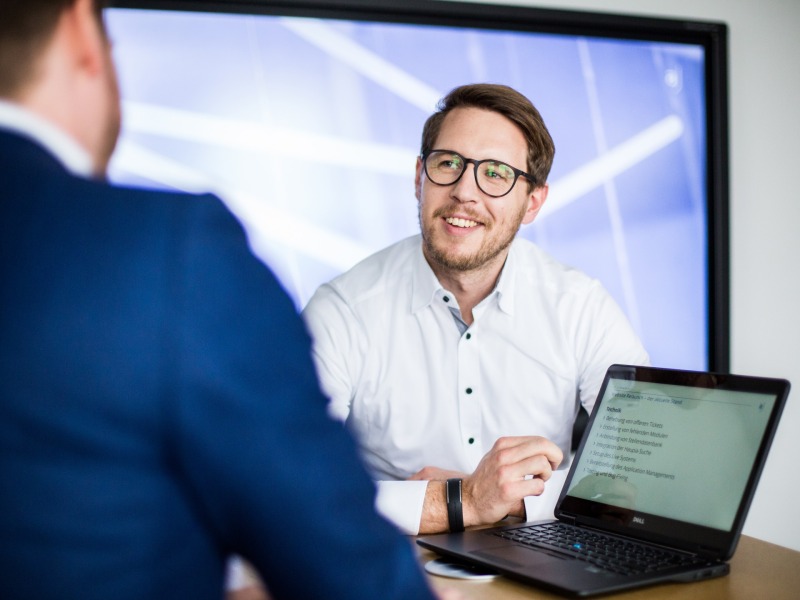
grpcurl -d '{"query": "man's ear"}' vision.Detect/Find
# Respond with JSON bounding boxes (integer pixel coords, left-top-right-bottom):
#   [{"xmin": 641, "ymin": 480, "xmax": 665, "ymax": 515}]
[
  {"xmin": 414, "ymin": 156, "xmax": 424, "ymax": 202},
  {"xmin": 63, "ymin": 0, "xmax": 107, "ymax": 77},
  {"xmin": 521, "ymin": 184, "xmax": 549, "ymax": 225}
]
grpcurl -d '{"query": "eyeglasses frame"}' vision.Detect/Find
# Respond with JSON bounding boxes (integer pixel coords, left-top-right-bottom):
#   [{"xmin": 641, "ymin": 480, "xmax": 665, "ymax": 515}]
[{"xmin": 421, "ymin": 148, "xmax": 537, "ymax": 198}]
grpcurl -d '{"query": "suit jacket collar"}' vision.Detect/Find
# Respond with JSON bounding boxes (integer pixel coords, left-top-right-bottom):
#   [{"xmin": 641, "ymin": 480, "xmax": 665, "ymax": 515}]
[
  {"xmin": 0, "ymin": 100, "xmax": 93, "ymax": 177},
  {"xmin": 0, "ymin": 129, "xmax": 73, "ymax": 179}
]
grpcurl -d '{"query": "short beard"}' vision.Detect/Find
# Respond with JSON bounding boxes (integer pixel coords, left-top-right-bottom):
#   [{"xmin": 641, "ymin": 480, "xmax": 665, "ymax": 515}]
[{"xmin": 419, "ymin": 204, "xmax": 524, "ymax": 273}]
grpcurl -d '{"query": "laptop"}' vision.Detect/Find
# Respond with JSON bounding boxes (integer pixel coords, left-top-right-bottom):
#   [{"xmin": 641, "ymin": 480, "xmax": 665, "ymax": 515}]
[{"xmin": 417, "ymin": 364, "xmax": 790, "ymax": 597}]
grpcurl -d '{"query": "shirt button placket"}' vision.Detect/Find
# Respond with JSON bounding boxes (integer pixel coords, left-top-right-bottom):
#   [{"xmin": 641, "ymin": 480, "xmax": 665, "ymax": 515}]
[{"xmin": 458, "ymin": 329, "xmax": 482, "ymax": 457}]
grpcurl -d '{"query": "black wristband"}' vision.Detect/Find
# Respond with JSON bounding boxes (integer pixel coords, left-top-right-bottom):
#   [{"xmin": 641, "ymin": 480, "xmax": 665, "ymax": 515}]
[{"xmin": 446, "ymin": 478, "xmax": 465, "ymax": 532}]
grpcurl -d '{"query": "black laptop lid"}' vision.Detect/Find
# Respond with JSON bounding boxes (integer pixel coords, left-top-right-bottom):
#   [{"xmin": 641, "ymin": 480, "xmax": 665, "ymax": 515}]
[{"xmin": 557, "ymin": 365, "xmax": 790, "ymax": 559}]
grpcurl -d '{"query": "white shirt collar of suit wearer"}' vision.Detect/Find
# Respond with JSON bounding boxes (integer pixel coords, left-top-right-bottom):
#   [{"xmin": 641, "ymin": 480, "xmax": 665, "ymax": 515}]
[{"xmin": 0, "ymin": 99, "xmax": 93, "ymax": 178}]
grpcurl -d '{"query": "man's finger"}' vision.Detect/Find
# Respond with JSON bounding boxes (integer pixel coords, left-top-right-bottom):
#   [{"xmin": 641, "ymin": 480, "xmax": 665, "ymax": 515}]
[{"xmin": 491, "ymin": 436, "xmax": 563, "ymax": 470}]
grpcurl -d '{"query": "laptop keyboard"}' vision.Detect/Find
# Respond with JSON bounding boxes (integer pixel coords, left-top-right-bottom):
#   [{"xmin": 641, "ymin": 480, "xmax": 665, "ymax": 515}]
[{"xmin": 492, "ymin": 522, "xmax": 704, "ymax": 576}]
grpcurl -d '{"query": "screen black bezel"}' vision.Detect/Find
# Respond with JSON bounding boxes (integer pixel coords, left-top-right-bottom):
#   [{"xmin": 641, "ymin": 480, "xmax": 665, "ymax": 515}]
[{"xmin": 106, "ymin": 0, "xmax": 730, "ymax": 372}]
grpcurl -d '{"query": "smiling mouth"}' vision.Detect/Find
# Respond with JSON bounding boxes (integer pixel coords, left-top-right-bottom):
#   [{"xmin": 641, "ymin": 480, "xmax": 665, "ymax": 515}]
[{"xmin": 445, "ymin": 216, "xmax": 480, "ymax": 228}]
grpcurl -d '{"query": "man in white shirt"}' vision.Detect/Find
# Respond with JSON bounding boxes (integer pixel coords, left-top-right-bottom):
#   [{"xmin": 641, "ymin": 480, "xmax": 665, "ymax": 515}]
[{"xmin": 302, "ymin": 83, "xmax": 649, "ymax": 536}]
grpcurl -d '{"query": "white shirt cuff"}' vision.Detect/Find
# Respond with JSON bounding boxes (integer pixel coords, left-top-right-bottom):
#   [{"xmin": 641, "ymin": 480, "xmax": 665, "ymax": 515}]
[
  {"xmin": 225, "ymin": 556, "xmax": 255, "ymax": 591},
  {"xmin": 374, "ymin": 480, "xmax": 428, "ymax": 535}
]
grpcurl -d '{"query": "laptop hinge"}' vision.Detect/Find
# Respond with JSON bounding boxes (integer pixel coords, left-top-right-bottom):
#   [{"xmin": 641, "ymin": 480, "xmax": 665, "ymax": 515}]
[{"xmin": 559, "ymin": 513, "xmax": 578, "ymax": 526}]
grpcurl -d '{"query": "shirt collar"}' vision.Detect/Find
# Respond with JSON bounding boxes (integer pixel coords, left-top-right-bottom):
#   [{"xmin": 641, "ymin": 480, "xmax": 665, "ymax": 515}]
[
  {"xmin": 410, "ymin": 236, "xmax": 518, "ymax": 316},
  {"xmin": 411, "ymin": 237, "xmax": 443, "ymax": 313},
  {"xmin": 0, "ymin": 99, "xmax": 94, "ymax": 177},
  {"xmin": 494, "ymin": 241, "xmax": 517, "ymax": 316}
]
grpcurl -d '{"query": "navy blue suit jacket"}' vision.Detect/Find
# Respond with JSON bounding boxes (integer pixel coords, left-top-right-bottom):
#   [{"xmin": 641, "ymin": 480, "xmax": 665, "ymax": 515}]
[{"xmin": 0, "ymin": 131, "xmax": 433, "ymax": 600}]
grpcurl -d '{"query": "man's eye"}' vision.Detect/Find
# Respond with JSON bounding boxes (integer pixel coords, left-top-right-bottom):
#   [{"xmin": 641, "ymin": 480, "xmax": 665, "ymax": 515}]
[{"xmin": 485, "ymin": 163, "xmax": 514, "ymax": 180}]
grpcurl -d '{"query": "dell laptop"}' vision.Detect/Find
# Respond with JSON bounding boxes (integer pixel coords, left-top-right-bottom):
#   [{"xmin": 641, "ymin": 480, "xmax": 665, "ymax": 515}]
[{"xmin": 417, "ymin": 364, "xmax": 790, "ymax": 597}]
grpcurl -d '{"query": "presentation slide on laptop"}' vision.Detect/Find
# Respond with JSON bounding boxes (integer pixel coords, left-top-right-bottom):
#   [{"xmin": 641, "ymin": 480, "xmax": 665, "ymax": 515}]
[{"xmin": 567, "ymin": 378, "xmax": 776, "ymax": 531}]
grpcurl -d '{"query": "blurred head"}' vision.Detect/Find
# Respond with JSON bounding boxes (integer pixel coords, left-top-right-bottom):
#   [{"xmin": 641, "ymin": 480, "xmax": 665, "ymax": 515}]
[
  {"xmin": 420, "ymin": 83, "xmax": 555, "ymax": 190},
  {"xmin": 0, "ymin": 0, "xmax": 120, "ymax": 176},
  {"xmin": 0, "ymin": 0, "xmax": 103, "ymax": 96}
]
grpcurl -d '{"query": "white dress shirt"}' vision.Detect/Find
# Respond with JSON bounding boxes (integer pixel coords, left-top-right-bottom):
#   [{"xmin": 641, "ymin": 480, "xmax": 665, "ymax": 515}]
[{"xmin": 303, "ymin": 234, "xmax": 650, "ymax": 534}]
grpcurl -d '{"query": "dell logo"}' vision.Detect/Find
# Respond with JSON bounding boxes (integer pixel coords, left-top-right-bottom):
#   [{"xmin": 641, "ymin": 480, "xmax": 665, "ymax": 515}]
[{"xmin": 633, "ymin": 516, "xmax": 646, "ymax": 525}]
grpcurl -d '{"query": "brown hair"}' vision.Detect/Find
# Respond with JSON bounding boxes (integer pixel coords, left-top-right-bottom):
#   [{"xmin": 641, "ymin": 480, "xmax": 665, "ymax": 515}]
[
  {"xmin": 420, "ymin": 83, "xmax": 555, "ymax": 187},
  {"xmin": 0, "ymin": 0, "xmax": 107, "ymax": 97}
]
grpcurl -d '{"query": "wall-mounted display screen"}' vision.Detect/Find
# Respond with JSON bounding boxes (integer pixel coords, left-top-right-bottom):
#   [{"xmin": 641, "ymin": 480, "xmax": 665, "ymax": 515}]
[{"xmin": 106, "ymin": 0, "xmax": 729, "ymax": 371}]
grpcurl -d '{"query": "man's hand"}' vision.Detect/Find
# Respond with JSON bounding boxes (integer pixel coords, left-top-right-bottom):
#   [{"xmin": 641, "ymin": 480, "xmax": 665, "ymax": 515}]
[
  {"xmin": 412, "ymin": 436, "xmax": 563, "ymax": 534},
  {"xmin": 461, "ymin": 436, "xmax": 563, "ymax": 527}
]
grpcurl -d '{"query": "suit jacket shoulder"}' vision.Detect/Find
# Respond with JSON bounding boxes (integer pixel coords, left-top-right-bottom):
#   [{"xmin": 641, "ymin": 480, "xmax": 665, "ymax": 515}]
[{"xmin": 0, "ymin": 131, "xmax": 434, "ymax": 600}]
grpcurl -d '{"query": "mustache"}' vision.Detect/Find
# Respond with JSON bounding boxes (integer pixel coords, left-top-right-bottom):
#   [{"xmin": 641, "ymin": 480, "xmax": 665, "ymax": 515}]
[{"xmin": 432, "ymin": 206, "xmax": 486, "ymax": 224}]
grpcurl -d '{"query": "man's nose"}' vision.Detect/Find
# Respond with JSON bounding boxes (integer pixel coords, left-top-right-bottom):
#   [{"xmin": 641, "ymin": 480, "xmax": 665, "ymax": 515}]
[{"xmin": 450, "ymin": 162, "xmax": 481, "ymax": 201}]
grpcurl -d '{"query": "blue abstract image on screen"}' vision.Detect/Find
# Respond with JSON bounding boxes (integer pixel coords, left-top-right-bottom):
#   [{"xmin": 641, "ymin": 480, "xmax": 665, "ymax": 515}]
[{"xmin": 106, "ymin": 9, "xmax": 708, "ymax": 370}]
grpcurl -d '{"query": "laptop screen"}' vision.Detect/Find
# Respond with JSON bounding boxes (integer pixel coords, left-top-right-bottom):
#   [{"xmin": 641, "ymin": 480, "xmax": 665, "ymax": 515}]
[{"xmin": 559, "ymin": 365, "xmax": 787, "ymax": 554}]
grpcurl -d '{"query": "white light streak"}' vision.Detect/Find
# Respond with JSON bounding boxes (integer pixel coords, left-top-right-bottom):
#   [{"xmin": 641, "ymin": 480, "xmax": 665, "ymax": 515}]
[
  {"xmin": 280, "ymin": 17, "xmax": 442, "ymax": 113},
  {"xmin": 122, "ymin": 101, "xmax": 417, "ymax": 176},
  {"xmin": 544, "ymin": 115, "xmax": 685, "ymax": 219},
  {"xmin": 109, "ymin": 140, "xmax": 372, "ymax": 271}
]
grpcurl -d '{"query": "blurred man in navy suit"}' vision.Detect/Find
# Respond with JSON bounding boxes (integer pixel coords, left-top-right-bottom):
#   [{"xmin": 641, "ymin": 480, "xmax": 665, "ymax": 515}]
[{"xmin": 0, "ymin": 2, "xmax": 440, "ymax": 599}]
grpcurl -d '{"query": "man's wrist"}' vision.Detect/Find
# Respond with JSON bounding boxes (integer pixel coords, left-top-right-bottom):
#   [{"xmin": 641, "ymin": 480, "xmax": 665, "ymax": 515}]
[{"xmin": 445, "ymin": 478, "xmax": 464, "ymax": 532}]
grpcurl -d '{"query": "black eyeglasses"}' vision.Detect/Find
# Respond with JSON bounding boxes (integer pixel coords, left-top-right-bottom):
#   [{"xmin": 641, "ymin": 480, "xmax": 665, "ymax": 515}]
[{"xmin": 421, "ymin": 149, "xmax": 536, "ymax": 198}]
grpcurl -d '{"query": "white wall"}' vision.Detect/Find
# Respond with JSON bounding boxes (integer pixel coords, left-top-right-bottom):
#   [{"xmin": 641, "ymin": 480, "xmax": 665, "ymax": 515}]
[{"xmin": 442, "ymin": 0, "xmax": 800, "ymax": 551}]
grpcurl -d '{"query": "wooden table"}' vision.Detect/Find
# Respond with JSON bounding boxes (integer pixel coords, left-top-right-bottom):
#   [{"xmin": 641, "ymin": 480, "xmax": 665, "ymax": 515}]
[{"xmin": 418, "ymin": 534, "xmax": 800, "ymax": 599}]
